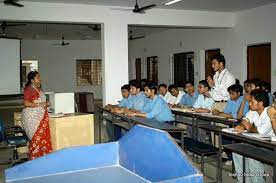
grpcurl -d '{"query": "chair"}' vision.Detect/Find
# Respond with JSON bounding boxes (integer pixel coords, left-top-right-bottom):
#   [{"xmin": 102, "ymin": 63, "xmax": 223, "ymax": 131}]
[{"xmin": 0, "ymin": 119, "xmax": 28, "ymax": 166}]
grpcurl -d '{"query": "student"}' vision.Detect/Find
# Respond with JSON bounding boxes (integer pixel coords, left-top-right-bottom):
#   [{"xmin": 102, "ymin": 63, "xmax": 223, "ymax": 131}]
[
  {"xmin": 237, "ymin": 79, "xmax": 252, "ymax": 120},
  {"xmin": 158, "ymin": 84, "xmax": 176, "ymax": 105},
  {"xmin": 168, "ymin": 84, "xmax": 185, "ymax": 105},
  {"xmin": 261, "ymin": 81, "xmax": 273, "ymax": 105},
  {"xmin": 127, "ymin": 82, "xmax": 174, "ymax": 122},
  {"xmin": 207, "ymin": 54, "xmax": 235, "ymax": 112},
  {"xmin": 233, "ymin": 90, "xmax": 275, "ymax": 183},
  {"xmin": 192, "ymin": 80, "xmax": 215, "ymax": 113},
  {"xmin": 179, "ymin": 81, "xmax": 199, "ymax": 107},
  {"xmin": 118, "ymin": 84, "xmax": 132, "ymax": 108},
  {"xmin": 212, "ymin": 84, "xmax": 249, "ymax": 119},
  {"xmin": 128, "ymin": 79, "xmax": 148, "ymax": 111}
]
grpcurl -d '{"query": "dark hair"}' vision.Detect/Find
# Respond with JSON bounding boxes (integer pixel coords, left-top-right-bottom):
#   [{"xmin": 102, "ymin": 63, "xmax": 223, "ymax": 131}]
[
  {"xmin": 121, "ymin": 84, "xmax": 130, "ymax": 91},
  {"xmin": 235, "ymin": 79, "xmax": 240, "ymax": 85},
  {"xmin": 250, "ymin": 78, "xmax": 262, "ymax": 88},
  {"xmin": 244, "ymin": 79, "xmax": 251, "ymax": 85},
  {"xmin": 250, "ymin": 89, "xmax": 269, "ymax": 107},
  {"xmin": 198, "ymin": 80, "xmax": 211, "ymax": 90},
  {"xmin": 211, "ymin": 54, "xmax": 225, "ymax": 67},
  {"xmin": 260, "ymin": 81, "xmax": 271, "ymax": 92},
  {"xmin": 227, "ymin": 84, "xmax": 243, "ymax": 96},
  {"xmin": 25, "ymin": 71, "xmax": 39, "ymax": 88},
  {"xmin": 129, "ymin": 79, "xmax": 142, "ymax": 89},
  {"xmin": 168, "ymin": 84, "xmax": 178, "ymax": 91},
  {"xmin": 144, "ymin": 82, "xmax": 158, "ymax": 94},
  {"xmin": 141, "ymin": 79, "xmax": 149, "ymax": 91},
  {"xmin": 185, "ymin": 81, "xmax": 194, "ymax": 86},
  {"xmin": 158, "ymin": 84, "xmax": 167, "ymax": 90}
]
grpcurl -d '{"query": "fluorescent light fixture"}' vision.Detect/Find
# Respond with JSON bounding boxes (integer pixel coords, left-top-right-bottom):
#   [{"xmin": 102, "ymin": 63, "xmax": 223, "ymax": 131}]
[{"xmin": 164, "ymin": 0, "xmax": 182, "ymax": 5}]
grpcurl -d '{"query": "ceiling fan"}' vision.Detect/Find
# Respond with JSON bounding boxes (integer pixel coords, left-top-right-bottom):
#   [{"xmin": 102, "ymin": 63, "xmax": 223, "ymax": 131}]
[
  {"xmin": 129, "ymin": 30, "xmax": 145, "ymax": 41},
  {"xmin": 51, "ymin": 37, "xmax": 70, "ymax": 46},
  {"xmin": 111, "ymin": 0, "xmax": 156, "ymax": 14},
  {"xmin": 88, "ymin": 24, "xmax": 101, "ymax": 32},
  {"xmin": 0, "ymin": 21, "xmax": 25, "ymax": 39},
  {"xmin": 132, "ymin": 0, "xmax": 156, "ymax": 13},
  {"xmin": 3, "ymin": 0, "xmax": 24, "ymax": 7}
]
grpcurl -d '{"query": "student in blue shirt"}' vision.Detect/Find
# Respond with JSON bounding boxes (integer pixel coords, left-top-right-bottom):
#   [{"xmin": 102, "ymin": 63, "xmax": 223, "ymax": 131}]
[
  {"xmin": 192, "ymin": 80, "xmax": 214, "ymax": 113},
  {"xmin": 127, "ymin": 79, "xmax": 148, "ymax": 111},
  {"xmin": 212, "ymin": 84, "xmax": 249, "ymax": 118},
  {"xmin": 127, "ymin": 82, "xmax": 174, "ymax": 122},
  {"xmin": 179, "ymin": 81, "xmax": 199, "ymax": 107}
]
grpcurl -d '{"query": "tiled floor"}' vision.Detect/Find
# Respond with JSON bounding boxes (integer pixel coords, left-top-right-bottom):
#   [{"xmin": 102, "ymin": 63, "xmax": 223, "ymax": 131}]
[{"xmin": 0, "ymin": 110, "xmax": 236, "ymax": 183}]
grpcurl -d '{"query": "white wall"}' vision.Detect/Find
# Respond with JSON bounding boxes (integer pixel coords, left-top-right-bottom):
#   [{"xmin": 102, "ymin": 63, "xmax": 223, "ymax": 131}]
[
  {"xmin": 129, "ymin": 3, "xmax": 276, "ymax": 92},
  {"xmin": 21, "ymin": 40, "xmax": 103, "ymax": 99}
]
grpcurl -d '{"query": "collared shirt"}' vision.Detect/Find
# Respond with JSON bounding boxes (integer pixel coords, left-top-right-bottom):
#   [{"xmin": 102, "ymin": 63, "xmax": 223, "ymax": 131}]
[
  {"xmin": 128, "ymin": 92, "xmax": 148, "ymax": 111},
  {"xmin": 193, "ymin": 94, "xmax": 215, "ymax": 110},
  {"xmin": 244, "ymin": 108, "xmax": 275, "ymax": 136},
  {"xmin": 159, "ymin": 91, "xmax": 176, "ymax": 105},
  {"xmin": 142, "ymin": 95, "xmax": 174, "ymax": 122},
  {"xmin": 210, "ymin": 68, "xmax": 235, "ymax": 101},
  {"xmin": 118, "ymin": 95, "xmax": 132, "ymax": 108},
  {"xmin": 179, "ymin": 91, "xmax": 199, "ymax": 107},
  {"xmin": 174, "ymin": 91, "xmax": 185, "ymax": 105},
  {"xmin": 224, "ymin": 96, "xmax": 249, "ymax": 119}
]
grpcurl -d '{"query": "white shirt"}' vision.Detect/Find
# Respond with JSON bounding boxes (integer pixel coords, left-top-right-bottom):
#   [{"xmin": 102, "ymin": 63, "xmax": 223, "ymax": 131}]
[
  {"xmin": 244, "ymin": 108, "xmax": 275, "ymax": 136},
  {"xmin": 174, "ymin": 91, "xmax": 185, "ymax": 105},
  {"xmin": 159, "ymin": 92, "xmax": 176, "ymax": 105},
  {"xmin": 210, "ymin": 68, "xmax": 235, "ymax": 101}
]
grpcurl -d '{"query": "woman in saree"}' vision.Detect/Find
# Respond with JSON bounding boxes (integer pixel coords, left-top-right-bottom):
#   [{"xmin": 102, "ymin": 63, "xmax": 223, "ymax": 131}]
[{"xmin": 21, "ymin": 71, "xmax": 52, "ymax": 160}]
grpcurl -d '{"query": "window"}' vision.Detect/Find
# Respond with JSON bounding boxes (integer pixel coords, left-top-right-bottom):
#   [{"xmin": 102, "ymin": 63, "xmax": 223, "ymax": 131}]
[
  {"xmin": 173, "ymin": 52, "xmax": 194, "ymax": 86},
  {"xmin": 146, "ymin": 56, "xmax": 158, "ymax": 84},
  {"xmin": 76, "ymin": 59, "xmax": 102, "ymax": 86}
]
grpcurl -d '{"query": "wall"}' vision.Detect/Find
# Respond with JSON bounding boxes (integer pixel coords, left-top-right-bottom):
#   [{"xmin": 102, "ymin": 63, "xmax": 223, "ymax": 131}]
[
  {"xmin": 21, "ymin": 40, "xmax": 103, "ymax": 99},
  {"xmin": 129, "ymin": 3, "xmax": 276, "ymax": 92}
]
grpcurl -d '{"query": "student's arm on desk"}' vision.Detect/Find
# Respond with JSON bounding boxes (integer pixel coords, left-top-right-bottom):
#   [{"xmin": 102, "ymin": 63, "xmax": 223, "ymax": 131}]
[
  {"xmin": 193, "ymin": 108, "xmax": 210, "ymax": 113},
  {"xmin": 212, "ymin": 109, "xmax": 233, "ymax": 118},
  {"xmin": 234, "ymin": 118, "xmax": 257, "ymax": 133},
  {"xmin": 268, "ymin": 106, "xmax": 276, "ymax": 134}
]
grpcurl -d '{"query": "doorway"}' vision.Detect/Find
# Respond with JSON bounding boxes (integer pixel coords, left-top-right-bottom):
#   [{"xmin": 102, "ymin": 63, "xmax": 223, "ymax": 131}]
[{"xmin": 205, "ymin": 49, "xmax": 220, "ymax": 79}]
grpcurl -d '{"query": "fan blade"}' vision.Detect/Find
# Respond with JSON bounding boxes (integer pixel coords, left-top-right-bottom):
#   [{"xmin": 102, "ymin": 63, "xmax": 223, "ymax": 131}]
[
  {"xmin": 139, "ymin": 4, "xmax": 156, "ymax": 11},
  {"xmin": 4, "ymin": 24, "xmax": 26, "ymax": 27},
  {"xmin": 51, "ymin": 44, "xmax": 62, "ymax": 45},
  {"xmin": 4, "ymin": 0, "xmax": 24, "ymax": 7},
  {"xmin": 131, "ymin": 36, "xmax": 145, "ymax": 40},
  {"xmin": 62, "ymin": 42, "xmax": 70, "ymax": 46}
]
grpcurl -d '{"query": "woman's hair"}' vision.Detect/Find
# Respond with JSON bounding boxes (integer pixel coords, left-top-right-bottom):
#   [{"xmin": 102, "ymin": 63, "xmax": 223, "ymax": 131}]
[{"xmin": 25, "ymin": 71, "xmax": 39, "ymax": 88}]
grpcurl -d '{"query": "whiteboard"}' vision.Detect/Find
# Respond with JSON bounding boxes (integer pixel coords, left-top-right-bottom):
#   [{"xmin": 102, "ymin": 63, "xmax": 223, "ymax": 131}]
[{"xmin": 0, "ymin": 38, "xmax": 21, "ymax": 95}]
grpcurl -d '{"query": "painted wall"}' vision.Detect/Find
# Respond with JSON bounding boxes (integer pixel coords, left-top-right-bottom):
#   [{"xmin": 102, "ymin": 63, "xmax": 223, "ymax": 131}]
[
  {"xmin": 21, "ymin": 40, "xmax": 103, "ymax": 99},
  {"xmin": 129, "ymin": 3, "xmax": 276, "ymax": 92}
]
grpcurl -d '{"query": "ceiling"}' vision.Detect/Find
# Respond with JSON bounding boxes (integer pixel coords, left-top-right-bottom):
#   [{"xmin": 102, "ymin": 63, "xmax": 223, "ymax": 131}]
[
  {"xmin": 22, "ymin": 0, "xmax": 276, "ymax": 12},
  {"xmin": 0, "ymin": 22, "xmax": 170, "ymax": 40}
]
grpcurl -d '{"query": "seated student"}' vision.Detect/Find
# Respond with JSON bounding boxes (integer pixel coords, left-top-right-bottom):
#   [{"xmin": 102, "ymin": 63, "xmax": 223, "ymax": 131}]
[
  {"xmin": 106, "ymin": 84, "xmax": 132, "ymax": 113},
  {"xmin": 179, "ymin": 81, "xmax": 199, "ymax": 107},
  {"xmin": 168, "ymin": 84, "xmax": 185, "ymax": 106},
  {"xmin": 128, "ymin": 79, "xmax": 148, "ymax": 111},
  {"xmin": 237, "ymin": 79, "xmax": 252, "ymax": 120},
  {"xmin": 233, "ymin": 90, "xmax": 275, "ymax": 183},
  {"xmin": 212, "ymin": 84, "xmax": 249, "ymax": 119},
  {"xmin": 192, "ymin": 80, "xmax": 215, "ymax": 113},
  {"xmin": 158, "ymin": 84, "xmax": 176, "ymax": 105},
  {"xmin": 261, "ymin": 81, "xmax": 273, "ymax": 105},
  {"xmin": 126, "ymin": 82, "xmax": 174, "ymax": 122}
]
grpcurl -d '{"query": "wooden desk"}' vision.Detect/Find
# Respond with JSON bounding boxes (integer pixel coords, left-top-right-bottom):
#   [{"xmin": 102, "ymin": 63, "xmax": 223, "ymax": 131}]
[{"xmin": 49, "ymin": 113, "xmax": 94, "ymax": 151}]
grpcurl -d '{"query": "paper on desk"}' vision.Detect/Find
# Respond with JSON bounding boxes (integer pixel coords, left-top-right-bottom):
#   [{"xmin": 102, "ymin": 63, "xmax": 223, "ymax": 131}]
[
  {"xmin": 242, "ymin": 132, "xmax": 271, "ymax": 140},
  {"xmin": 171, "ymin": 108, "xmax": 194, "ymax": 113},
  {"xmin": 222, "ymin": 128, "xmax": 247, "ymax": 134}
]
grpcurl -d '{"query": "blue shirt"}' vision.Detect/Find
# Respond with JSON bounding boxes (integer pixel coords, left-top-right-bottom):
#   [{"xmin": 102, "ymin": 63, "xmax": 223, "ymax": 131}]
[
  {"xmin": 193, "ymin": 94, "xmax": 214, "ymax": 110},
  {"xmin": 118, "ymin": 95, "xmax": 132, "ymax": 108},
  {"xmin": 142, "ymin": 95, "xmax": 174, "ymax": 122},
  {"xmin": 128, "ymin": 92, "xmax": 148, "ymax": 111},
  {"xmin": 224, "ymin": 96, "xmax": 249, "ymax": 119},
  {"xmin": 268, "ymin": 93, "xmax": 273, "ymax": 105},
  {"xmin": 179, "ymin": 91, "xmax": 199, "ymax": 107}
]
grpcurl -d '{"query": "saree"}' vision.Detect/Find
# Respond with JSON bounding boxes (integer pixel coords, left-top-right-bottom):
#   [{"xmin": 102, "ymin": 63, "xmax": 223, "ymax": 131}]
[{"xmin": 21, "ymin": 86, "xmax": 52, "ymax": 160}]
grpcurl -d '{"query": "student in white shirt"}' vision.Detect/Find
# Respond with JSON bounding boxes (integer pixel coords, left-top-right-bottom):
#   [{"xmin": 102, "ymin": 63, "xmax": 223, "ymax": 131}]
[
  {"xmin": 207, "ymin": 54, "xmax": 235, "ymax": 112},
  {"xmin": 158, "ymin": 84, "xmax": 176, "ymax": 105},
  {"xmin": 233, "ymin": 90, "xmax": 275, "ymax": 183},
  {"xmin": 168, "ymin": 84, "xmax": 185, "ymax": 105}
]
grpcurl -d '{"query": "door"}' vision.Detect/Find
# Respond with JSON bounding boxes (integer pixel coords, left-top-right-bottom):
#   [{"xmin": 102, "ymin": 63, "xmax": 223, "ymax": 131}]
[
  {"xmin": 135, "ymin": 58, "xmax": 141, "ymax": 81},
  {"xmin": 247, "ymin": 43, "xmax": 271, "ymax": 83},
  {"xmin": 205, "ymin": 49, "xmax": 220, "ymax": 79}
]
